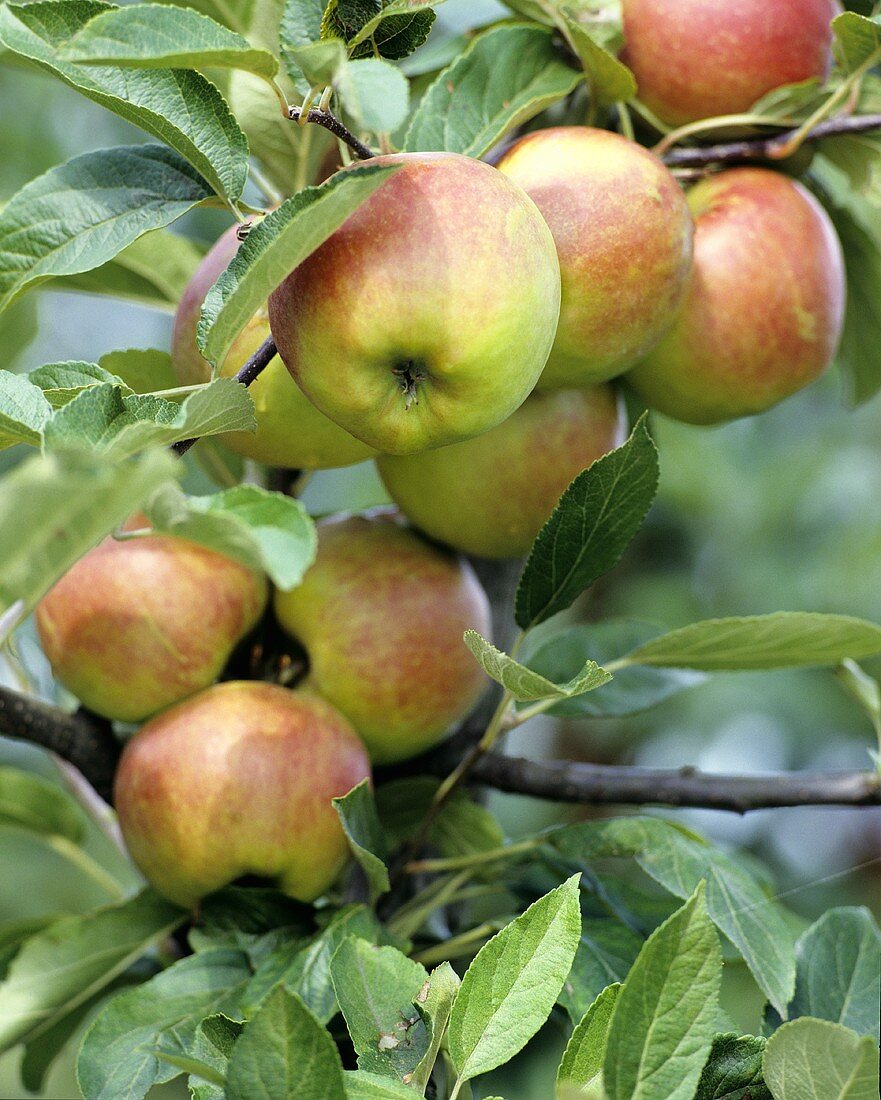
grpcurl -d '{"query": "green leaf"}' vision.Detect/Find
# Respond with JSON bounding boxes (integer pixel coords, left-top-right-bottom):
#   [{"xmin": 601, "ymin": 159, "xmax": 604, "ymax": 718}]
[
  {"xmin": 336, "ymin": 57, "xmax": 410, "ymax": 132},
  {"xmin": 625, "ymin": 612, "xmax": 881, "ymax": 670},
  {"xmin": 832, "ymin": 11, "xmax": 881, "ymax": 73},
  {"xmin": 464, "ymin": 629, "xmax": 611, "ymax": 702},
  {"xmin": 0, "ymin": 446, "xmax": 177, "ymax": 628},
  {"xmin": 186, "ymin": 1014, "xmax": 243, "ymax": 1100},
  {"xmin": 243, "ymin": 905, "xmax": 384, "ymax": 1022},
  {"xmin": 0, "ymin": 144, "xmax": 213, "ymax": 313},
  {"xmin": 515, "ymin": 416, "xmax": 659, "ymax": 630},
  {"xmin": 198, "ymin": 163, "xmax": 399, "ymax": 368},
  {"xmin": 404, "ymin": 23, "xmax": 583, "ymax": 157},
  {"xmin": 409, "ymin": 961, "xmax": 460, "ymax": 1092},
  {"xmin": 28, "ymin": 361, "xmax": 125, "ymax": 408},
  {"xmin": 0, "ymin": 767, "xmax": 84, "ymax": 841},
  {"xmin": 695, "ymin": 1033, "xmax": 770, "ymax": 1100},
  {"xmin": 762, "ymin": 1018, "xmax": 880, "ymax": 1100},
  {"xmin": 344, "ymin": 1071, "xmax": 420, "ymax": 1098},
  {"xmin": 226, "ymin": 986, "xmax": 346, "ymax": 1100},
  {"xmin": 557, "ymin": 982, "xmax": 620, "ymax": 1094},
  {"xmin": 286, "ymin": 36, "xmax": 347, "ymax": 89},
  {"xmin": 77, "ymin": 948, "xmax": 252, "ymax": 1100},
  {"xmin": 560, "ymin": 15, "xmax": 635, "ymax": 106},
  {"xmin": 769, "ymin": 908, "xmax": 881, "ymax": 1042},
  {"xmin": 333, "ymin": 780, "xmax": 390, "ymax": 905},
  {"xmin": 330, "ymin": 938, "xmax": 429, "ymax": 1079},
  {"xmin": 525, "ymin": 620, "xmax": 705, "ymax": 718},
  {"xmin": 448, "ymin": 874, "xmax": 582, "ymax": 1084},
  {"xmin": 42, "ymin": 378, "xmax": 255, "ymax": 459},
  {"xmin": 603, "ymin": 883, "xmax": 722, "ymax": 1100},
  {"xmin": 559, "ymin": 920, "xmax": 641, "ymax": 1025},
  {"xmin": 549, "ymin": 818, "xmax": 796, "ymax": 1017},
  {"xmin": 146, "ymin": 481, "xmax": 317, "ymax": 591},
  {"xmin": 98, "ymin": 348, "xmax": 179, "ymax": 394},
  {"xmin": 347, "ymin": 0, "xmax": 437, "ymax": 59},
  {"xmin": 0, "ymin": 0, "xmax": 249, "ymax": 201},
  {"xmin": 0, "ymin": 890, "xmax": 185, "ymax": 1052},
  {"xmin": 0, "ymin": 371, "xmax": 51, "ymax": 448},
  {"xmin": 59, "ymin": 3, "xmax": 278, "ymax": 77}
]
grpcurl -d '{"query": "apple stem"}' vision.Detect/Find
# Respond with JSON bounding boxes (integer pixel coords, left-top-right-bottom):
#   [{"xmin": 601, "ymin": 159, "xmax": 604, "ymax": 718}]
[{"xmin": 287, "ymin": 104, "xmax": 376, "ymax": 161}]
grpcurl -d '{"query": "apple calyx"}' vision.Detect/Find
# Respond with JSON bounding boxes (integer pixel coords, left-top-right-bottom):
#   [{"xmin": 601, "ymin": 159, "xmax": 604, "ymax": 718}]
[{"xmin": 391, "ymin": 359, "xmax": 427, "ymax": 410}]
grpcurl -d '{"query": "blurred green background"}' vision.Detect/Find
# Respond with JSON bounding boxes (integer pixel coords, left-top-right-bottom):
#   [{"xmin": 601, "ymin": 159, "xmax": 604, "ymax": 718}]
[{"xmin": 1, "ymin": 0, "xmax": 880, "ymax": 1094}]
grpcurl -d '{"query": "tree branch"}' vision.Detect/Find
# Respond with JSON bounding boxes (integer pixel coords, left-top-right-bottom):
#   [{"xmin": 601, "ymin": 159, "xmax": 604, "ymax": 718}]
[
  {"xmin": 0, "ymin": 686, "xmax": 120, "ymax": 804},
  {"xmin": 662, "ymin": 113, "xmax": 881, "ymax": 168},
  {"xmin": 172, "ymin": 335, "xmax": 277, "ymax": 458},
  {"xmin": 459, "ymin": 752, "xmax": 881, "ymax": 814},
  {"xmin": 288, "ymin": 105, "xmax": 376, "ymax": 161}
]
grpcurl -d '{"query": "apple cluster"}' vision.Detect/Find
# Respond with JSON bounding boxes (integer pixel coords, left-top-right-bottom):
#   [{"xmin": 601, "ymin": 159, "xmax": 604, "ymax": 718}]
[{"xmin": 37, "ymin": 0, "xmax": 849, "ymax": 910}]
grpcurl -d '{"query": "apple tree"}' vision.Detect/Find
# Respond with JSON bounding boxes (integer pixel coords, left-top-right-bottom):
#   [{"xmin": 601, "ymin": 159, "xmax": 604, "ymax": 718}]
[{"xmin": 0, "ymin": 0, "xmax": 880, "ymax": 1097}]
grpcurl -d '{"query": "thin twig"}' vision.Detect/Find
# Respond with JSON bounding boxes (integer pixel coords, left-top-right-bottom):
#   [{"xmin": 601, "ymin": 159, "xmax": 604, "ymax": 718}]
[
  {"xmin": 288, "ymin": 105, "xmax": 376, "ymax": 161},
  {"xmin": 172, "ymin": 335, "xmax": 278, "ymax": 458},
  {"xmin": 662, "ymin": 113, "xmax": 881, "ymax": 168}
]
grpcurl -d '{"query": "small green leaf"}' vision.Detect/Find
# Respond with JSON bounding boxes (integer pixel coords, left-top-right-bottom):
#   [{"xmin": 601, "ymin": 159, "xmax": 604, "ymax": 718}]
[
  {"xmin": 59, "ymin": 3, "xmax": 278, "ymax": 78},
  {"xmin": 333, "ymin": 780, "xmax": 390, "ymax": 904},
  {"xmin": 626, "ymin": 612, "xmax": 881, "ymax": 670},
  {"xmin": 604, "ymin": 883, "xmax": 722, "ymax": 1100},
  {"xmin": 561, "ymin": 16, "xmax": 635, "ymax": 106},
  {"xmin": 146, "ymin": 481, "xmax": 317, "ymax": 591},
  {"xmin": 336, "ymin": 57, "xmax": 410, "ymax": 133},
  {"xmin": 77, "ymin": 949, "xmax": 252, "ymax": 1100},
  {"xmin": 330, "ymin": 938, "xmax": 429, "ymax": 1079},
  {"xmin": 187, "ymin": 1014, "xmax": 244, "ymax": 1100},
  {"xmin": 198, "ymin": 164, "xmax": 399, "ymax": 368},
  {"xmin": 0, "ymin": 0, "xmax": 249, "ymax": 201},
  {"xmin": 762, "ymin": 1018, "xmax": 880, "ymax": 1100},
  {"xmin": 226, "ymin": 987, "xmax": 346, "ymax": 1100},
  {"xmin": 0, "ymin": 768, "xmax": 84, "ymax": 841},
  {"xmin": 404, "ymin": 23, "xmax": 583, "ymax": 157},
  {"xmin": 832, "ymin": 11, "xmax": 881, "ymax": 73},
  {"xmin": 0, "ymin": 144, "xmax": 213, "ymax": 313},
  {"xmin": 448, "ymin": 875, "xmax": 582, "ymax": 1084},
  {"xmin": 347, "ymin": 0, "xmax": 437, "ymax": 59},
  {"xmin": 97, "ymin": 349, "xmax": 179, "ymax": 395},
  {"xmin": 0, "ymin": 372, "xmax": 51, "ymax": 448},
  {"xmin": 0, "ymin": 890, "xmax": 185, "ymax": 1052},
  {"xmin": 557, "ymin": 982, "xmax": 620, "ymax": 1095},
  {"xmin": 515, "ymin": 416, "xmax": 659, "ymax": 630},
  {"xmin": 28, "ymin": 362, "xmax": 125, "ymax": 408},
  {"xmin": 409, "ymin": 962, "xmax": 460, "ymax": 1092},
  {"xmin": 42, "ymin": 378, "xmax": 255, "ymax": 459},
  {"xmin": 695, "ymin": 1033, "xmax": 770, "ymax": 1100},
  {"xmin": 464, "ymin": 629, "xmax": 611, "ymax": 702}
]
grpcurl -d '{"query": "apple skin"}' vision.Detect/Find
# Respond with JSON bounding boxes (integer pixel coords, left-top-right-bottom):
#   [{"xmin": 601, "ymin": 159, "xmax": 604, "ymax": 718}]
[
  {"xmin": 273, "ymin": 513, "xmax": 491, "ymax": 763},
  {"xmin": 172, "ymin": 225, "xmax": 374, "ymax": 469},
  {"xmin": 267, "ymin": 153, "xmax": 562, "ymax": 455},
  {"xmin": 625, "ymin": 168, "xmax": 846, "ymax": 424},
  {"xmin": 35, "ymin": 531, "xmax": 268, "ymax": 723},
  {"xmin": 377, "ymin": 387, "xmax": 626, "ymax": 559},
  {"xmin": 114, "ymin": 681, "xmax": 371, "ymax": 907},
  {"xmin": 622, "ymin": 0, "xmax": 838, "ymax": 127},
  {"xmin": 496, "ymin": 128, "xmax": 694, "ymax": 388}
]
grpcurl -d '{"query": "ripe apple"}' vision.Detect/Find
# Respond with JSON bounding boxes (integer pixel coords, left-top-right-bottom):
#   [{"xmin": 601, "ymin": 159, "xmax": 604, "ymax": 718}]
[
  {"xmin": 172, "ymin": 225, "xmax": 374, "ymax": 469},
  {"xmin": 273, "ymin": 513, "xmax": 491, "ymax": 763},
  {"xmin": 36, "ymin": 529, "xmax": 267, "ymax": 722},
  {"xmin": 114, "ymin": 681, "xmax": 371, "ymax": 907},
  {"xmin": 622, "ymin": 0, "xmax": 838, "ymax": 127},
  {"xmin": 267, "ymin": 153, "xmax": 562, "ymax": 455},
  {"xmin": 496, "ymin": 128, "xmax": 694, "ymax": 388},
  {"xmin": 625, "ymin": 168, "xmax": 846, "ymax": 424},
  {"xmin": 377, "ymin": 387, "xmax": 626, "ymax": 559}
]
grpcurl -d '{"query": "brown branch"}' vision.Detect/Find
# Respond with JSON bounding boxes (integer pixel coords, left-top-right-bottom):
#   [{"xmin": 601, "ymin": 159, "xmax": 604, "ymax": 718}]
[
  {"xmin": 663, "ymin": 113, "xmax": 881, "ymax": 168},
  {"xmin": 459, "ymin": 752, "xmax": 881, "ymax": 814},
  {"xmin": 172, "ymin": 335, "xmax": 277, "ymax": 458},
  {"xmin": 288, "ymin": 105, "xmax": 376, "ymax": 161},
  {"xmin": 0, "ymin": 686, "xmax": 120, "ymax": 804}
]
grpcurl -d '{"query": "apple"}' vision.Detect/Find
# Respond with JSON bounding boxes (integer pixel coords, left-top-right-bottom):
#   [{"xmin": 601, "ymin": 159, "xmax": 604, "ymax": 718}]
[
  {"xmin": 267, "ymin": 153, "xmax": 562, "ymax": 455},
  {"xmin": 172, "ymin": 225, "xmax": 375, "ymax": 469},
  {"xmin": 36, "ymin": 529, "xmax": 268, "ymax": 722},
  {"xmin": 625, "ymin": 168, "xmax": 846, "ymax": 424},
  {"xmin": 273, "ymin": 513, "xmax": 491, "ymax": 763},
  {"xmin": 622, "ymin": 0, "xmax": 838, "ymax": 127},
  {"xmin": 377, "ymin": 387, "xmax": 626, "ymax": 559},
  {"xmin": 114, "ymin": 681, "xmax": 371, "ymax": 907},
  {"xmin": 496, "ymin": 128, "xmax": 694, "ymax": 389}
]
